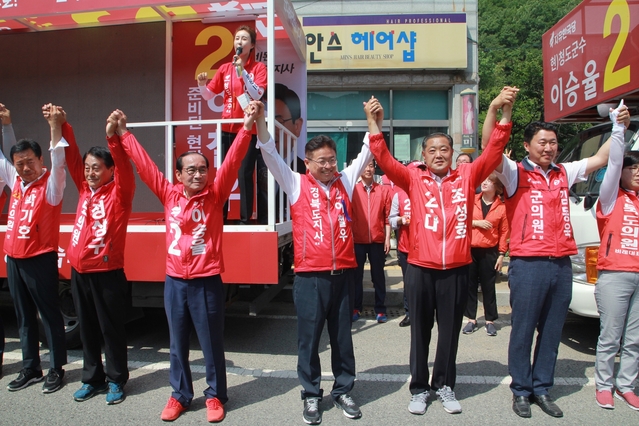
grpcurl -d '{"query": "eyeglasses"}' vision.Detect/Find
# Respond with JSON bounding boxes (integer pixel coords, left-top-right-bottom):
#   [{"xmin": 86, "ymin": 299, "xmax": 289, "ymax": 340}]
[
  {"xmin": 182, "ymin": 167, "xmax": 208, "ymax": 176},
  {"xmin": 275, "ymin": 115, "xmax": 294, "ymax": 124},
  {"xmin": 624, "ymin": 166, "xmax": 639, "ymax": 175},
  {"xmin": 306, "ymin": 157, "xmax": 337, "ymax": 168}
]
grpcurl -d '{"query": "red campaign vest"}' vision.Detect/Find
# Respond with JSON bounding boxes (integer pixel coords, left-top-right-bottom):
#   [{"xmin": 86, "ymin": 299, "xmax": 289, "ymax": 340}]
[
  {"xmin": 65, "ymin": 128, "xmax": 135, "ymax": 273},
  {"xmin": 405, "ymin": 165, "xmax": 476, "ymax": 270},
  {"xmin": 396, "ymin": 189, "xmax": 411, "ymax": 254},
  {"xmin": 291, "ymin": 173, "xmax": 357, "ymax": 272},
  {"xmin": 596, "ymin": 189, "xmax": 639, "ymax": 272},
  {"xmin": 505, "ymin": 162, "xmax": 577, "ymax": 257},
  {"xmin": 120, "ymin": 130, "xmax": 252, "ymax": 279},
  {"xmin": 351, "ymin": 182, "xmax": 390, "ymax": 244},
  {"xmin": 4, "ymin": 171, "xmax": 62, "ymax": 259},
  {"xmin": 67, "ymin": 181, "xmax": 133, "ymax": 273}
]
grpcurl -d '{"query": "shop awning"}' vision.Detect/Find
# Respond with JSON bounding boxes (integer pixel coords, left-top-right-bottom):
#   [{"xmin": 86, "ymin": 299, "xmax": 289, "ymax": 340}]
[{"xmin": 0, "ymin": 0, "xmax": 270, "ymax": 33}]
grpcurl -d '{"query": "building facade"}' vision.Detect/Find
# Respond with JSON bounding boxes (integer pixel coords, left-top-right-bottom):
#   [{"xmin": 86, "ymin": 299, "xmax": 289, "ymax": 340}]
[{"xmin": 294, "ymin": 0, "xmax": 479, "ymax": 166}]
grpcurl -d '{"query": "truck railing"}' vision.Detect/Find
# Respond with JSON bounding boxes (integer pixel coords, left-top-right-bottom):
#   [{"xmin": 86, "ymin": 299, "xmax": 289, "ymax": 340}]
[{"xmin": 126, "ymin": 117, "xmax": 298, "ymax": 235}]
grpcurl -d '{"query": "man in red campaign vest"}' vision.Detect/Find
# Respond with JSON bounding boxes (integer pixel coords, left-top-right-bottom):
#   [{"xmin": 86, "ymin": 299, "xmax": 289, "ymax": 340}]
[
  {"xmin": 257, "ymin": 103, "xmax": 376, "ymax": 425},
  {"xmin": 351, "ymin": 159, "xmax": 392, "ymax": 324},
  {"xmin": 0, "ymin": 104, "xmax": 68, "ymax": 394},
  {"xmin": 488, "ymin": 100, "xmax": 630, "ymax": 419},
  {"xmin": 52, "ymin": 105, "xmax": 135, "ymax": 405},
  {"xmin": 116, "ymin": 102, "xmax": 260, "ymax": 423},
  {"xmin": 366, "ymin": 89, "xmax": 515, "ymax": 416}
]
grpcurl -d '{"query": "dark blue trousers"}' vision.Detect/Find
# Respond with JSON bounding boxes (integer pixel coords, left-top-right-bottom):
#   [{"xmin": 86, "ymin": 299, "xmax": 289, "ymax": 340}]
[
  {"xmin": 165, "ymin": 275, "xmax": 227, "ymax": 406},
  {"xmin": 7, "ymin": 252, "xmax": 67, "ymax": 371},
  {"xmin": 294, "ymin": 270, "xmax": 356, "ymax": 400},
  {"xmin": 508, "ymin": 256, "xmax": 572, "ymax": 397},
  {"xmin": 353, "ymin": 243, "xmax": 386, "ymax": 314}
]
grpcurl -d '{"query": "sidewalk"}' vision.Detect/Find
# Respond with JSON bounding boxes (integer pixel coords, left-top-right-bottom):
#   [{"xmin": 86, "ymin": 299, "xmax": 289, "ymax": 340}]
[{"xmin": 361, "ymin": 250, "xmax": 510, "ymax": 312}]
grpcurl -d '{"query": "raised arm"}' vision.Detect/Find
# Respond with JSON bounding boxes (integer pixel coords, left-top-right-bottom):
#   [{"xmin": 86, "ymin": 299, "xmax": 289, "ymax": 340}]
[
  {"xmin": 0, "ymin": 103, "xmax": 17, "ymax": 152},
  {"xmin": 197, "ymin": 72, "xmax": 215, "ymax": 101},
  {"xmin": 115, "ymin": 110, "xmax": 170, "ymax": 202},
  {"xmin": 481, "ymin": 87, "xmax": 519, "ymax": 151},
  {"xmin": 473, "ymin": 88, "xmax": 517, "ymax": 181},
  {"xmin": 256, "ymin": 104, "xmax": 301, "ymax": 202},
  {"xmin": 212, "ymin": 100, "xmax": 259, "ymax": 203},
  {"xmin": 44, "ymin": 104, "xmax": 68, "ymax": 206},
  {"xmin": 107, "ymin": 111, "xmax": 135, "ymax": 206},
  {"xmin": 598, "ymin": 101, "xmax": 631, "ymax": 215},
  {"xmin": 585, "ymin": 103, "xmax": 631, "ymax": 177},
  {"xmin": 365, "ymin": 97, "xmax": 411, "ymax": 193},
  {"xmin": 45, "ymin": 105, "xmax": 84, "ymax": 191}
]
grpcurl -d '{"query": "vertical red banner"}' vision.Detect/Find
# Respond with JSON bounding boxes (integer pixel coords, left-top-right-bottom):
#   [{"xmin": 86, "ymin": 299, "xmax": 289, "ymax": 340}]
[{"xmin": 172, "ymin": 20, "xmax": 254, "ymax": 219}]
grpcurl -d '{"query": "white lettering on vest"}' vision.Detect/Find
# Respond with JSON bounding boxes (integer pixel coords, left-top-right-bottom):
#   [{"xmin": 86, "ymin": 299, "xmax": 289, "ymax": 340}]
[
  {"xmin": 560, "ymin": 189, "xmax": 571, "ymax": 237},
  {"xmin": 309, "ymin": 187, "xmax": 324, "ymax": 244},
  {"xmin": 190, "ymin": 207, "xmax": 208, "ymax": 256},
  {"xmin": 619, "ymin": 196, "xmax": 639, "ymax": 252},
  {"xmin": 530, "ymin": 190, "xmax": 544, "ymax": 239},
  {"xmin": 423, "ymin": 192, "xmax": 439, "ymax": 232},
  {"xmin": 88, "ymin": 199, "xmax": 107, "ymax": 254},
  {"xmin": 451, "ymin": 188, "xmax": 467, "ymax": 239},
  {"xmin": 72, "ymin": 199, "xmax": 89, "ymax": 247}
]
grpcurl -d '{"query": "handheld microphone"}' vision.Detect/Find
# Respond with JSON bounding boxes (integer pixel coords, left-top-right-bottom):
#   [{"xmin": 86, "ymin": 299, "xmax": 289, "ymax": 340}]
[{"xmin": 235, "ymin": 46, "xmax": 243, "ymax": 77}]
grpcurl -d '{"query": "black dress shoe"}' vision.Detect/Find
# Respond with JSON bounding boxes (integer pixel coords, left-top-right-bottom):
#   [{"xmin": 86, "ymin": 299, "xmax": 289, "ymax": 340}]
[
  {"xmin": 531, "ymin": 394, "xmax": 563, "ymax": 417},
  {"xmin": 399, "ymin": 315, "xmax": 410, "ymax": 327},
  {"xmin": 512, "ymin": 396, "xmax": 531, "ymax": 418}
]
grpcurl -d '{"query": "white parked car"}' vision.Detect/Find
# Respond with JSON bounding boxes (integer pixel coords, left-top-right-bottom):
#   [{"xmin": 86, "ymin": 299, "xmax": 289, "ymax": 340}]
[{"xmin": 561, "ymin": 119, "xmax": 639, "ymax": 317}]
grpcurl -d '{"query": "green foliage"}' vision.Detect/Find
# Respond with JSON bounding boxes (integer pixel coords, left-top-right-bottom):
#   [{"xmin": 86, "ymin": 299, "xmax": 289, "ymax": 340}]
[{"xmin": 478, "ymin": 0, "xmax": 589, "ymax": 160}]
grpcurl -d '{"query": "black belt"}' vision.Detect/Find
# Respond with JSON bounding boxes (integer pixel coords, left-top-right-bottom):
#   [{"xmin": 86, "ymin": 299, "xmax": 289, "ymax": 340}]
[
  {"xmin": 297, "ymin": 269, "xmax": 346, "ymax": 276},
  {"xmin": 512, "ymin": 256, "xmax": 567, "ymax": 260}
]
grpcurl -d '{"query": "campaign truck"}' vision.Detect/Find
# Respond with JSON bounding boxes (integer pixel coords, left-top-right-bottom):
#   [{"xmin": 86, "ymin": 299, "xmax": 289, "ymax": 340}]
[{"xmin": 0, "ymin": 0, "xmax": 307, "ymax": 346}]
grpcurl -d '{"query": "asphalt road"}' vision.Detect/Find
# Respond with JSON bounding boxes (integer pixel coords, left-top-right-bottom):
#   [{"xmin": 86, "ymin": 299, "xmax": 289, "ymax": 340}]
[{"xmin": 0, "ymin": 298, "xmax": 637, "ymax": 425}]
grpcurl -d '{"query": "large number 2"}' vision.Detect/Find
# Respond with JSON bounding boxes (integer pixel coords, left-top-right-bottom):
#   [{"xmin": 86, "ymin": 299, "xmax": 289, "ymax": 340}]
[
  {"xmin": 603, "ymin": 0, "xmax": 630, "ymax": 92},
  {"xmin": 194, "ymin": 26, "xmax": 234, "ymax": 80},
  {"xmin": 168, "ymin": 222, "xmax": 182, "ymax": 256}
]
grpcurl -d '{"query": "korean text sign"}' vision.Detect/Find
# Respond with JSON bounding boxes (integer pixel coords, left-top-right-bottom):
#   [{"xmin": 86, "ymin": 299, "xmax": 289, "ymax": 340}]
[
  {"xmin": 303, "ymin": 14, "xmax": 467, "ymax": 71},
  {"xmin": 542, "ymin": 0, "xmax": 639, "ymax": 122}
]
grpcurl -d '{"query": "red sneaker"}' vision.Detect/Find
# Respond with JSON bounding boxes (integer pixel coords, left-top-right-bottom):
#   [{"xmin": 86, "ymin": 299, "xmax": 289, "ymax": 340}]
[
  {"xmin": 615, "ymin": 389, "xmax": 639, "ymax": 411},
  {"xmin": 595, "ymin": 389, "xmax": 614, "ymax": 409},
  {"xmin": 161, "ymin": 396, "xmax": 187, "ymax": 421},
  {"xmin": 206, "ymin": 397, "xmax": 226, "ymax": 422}
]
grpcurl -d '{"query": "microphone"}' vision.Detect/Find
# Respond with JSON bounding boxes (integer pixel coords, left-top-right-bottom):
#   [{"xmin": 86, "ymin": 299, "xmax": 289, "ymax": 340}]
[{"xmin": 235, "ymin": 45, "xmax": 243, "ymax": 77}]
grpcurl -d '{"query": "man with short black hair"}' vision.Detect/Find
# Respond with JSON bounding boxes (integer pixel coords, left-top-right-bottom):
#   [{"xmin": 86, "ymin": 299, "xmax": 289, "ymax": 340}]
[
  {"xmin": 50, "ymin": 105, "xmax": 135, "ymax": 405},
  {"xmin": 366, "ymin": 89, "xmax": 515, "ymax": 416},
  {"xmin": 117, "ymin": 102, "xmax": 260, "ymax": 423},
  {"xmin": 351, "ymin": 159, "xmax": 391, "ymax": 323},
  {"xmin": 257, "ymin": 104, "xmax": 375, "ymax": 425},
  {"xmin": 0, "ymin": 104, "xmax": 68, "ymax": 394},
  {"xmin": 491, "ymin": 106, "xmax": 631, "ymax": 419}
]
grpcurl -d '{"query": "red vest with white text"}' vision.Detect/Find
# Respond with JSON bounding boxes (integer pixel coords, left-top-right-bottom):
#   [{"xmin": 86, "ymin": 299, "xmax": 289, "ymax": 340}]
[
  {"xmin": 505, "ymin": 162, "xmax": 576, "ymax": 257},
  {"xmin": 396, "ymin": 189, "xmax": 411, "ymax": 254},
  {"xmin": 404, "ymin": 165, "xmax": 476, "ymax": 269},
  {"xmin": 596, "ymin": 189, "xmax": 639, "ymax": 272},
  {"xmin": 4, "ymin": 172, "xmax": 62, "ymax": 258},
  {"xmin": 351, "ymin": 182, "xmax": 390, "ymax": 244},
  {"xmin": 291, "ymin": 173, "xmax": 357, "ymax": 272}
]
